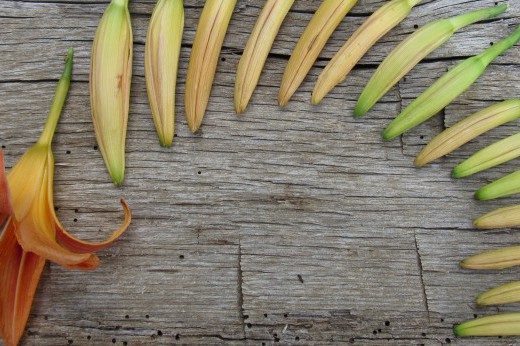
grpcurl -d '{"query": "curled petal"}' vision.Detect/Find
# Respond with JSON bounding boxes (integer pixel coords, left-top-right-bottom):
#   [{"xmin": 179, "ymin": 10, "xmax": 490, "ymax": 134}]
[{"xmin": 54, "ymin": 199, "xmax": 131, "ymax": 253}]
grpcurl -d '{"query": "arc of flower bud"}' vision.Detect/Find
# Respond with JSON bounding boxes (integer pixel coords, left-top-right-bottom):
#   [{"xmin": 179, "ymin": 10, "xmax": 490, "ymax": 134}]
[
  {"xmin": 90, "ymin": 0, "xmax": 132, "ymax": 186},
  {"xmin": 355, "ymin": 4, "xmax": 508, "ymax": 117},
  {"xmin": 235, "ymin": 0, "xmax": 294, "ymax": 114},
  {"xmin": 461, "ymin": 244, "xmax": 520, "ymax": 269},
  {"xmin": 454, "ymin": 133, "xmax": 520, "ymax": 179},
  {"xmin": 473, "ymin": 205, "xmax": 520, "ymax": 229},
  {"xmin": 145, "ymin": 0, "xmax": 184, "ymax": 147},
  {"xmin": 185, "ymin": 0, "xmax": 237, "ymax": 132},
  {"xmin": 382, "ymin": 24, "xmax": 520, "ymax": 141},
  {"xmin": 278, "ymin": 0, "xmax": 358, "ymax": 107},
  {"xmin": 476, "ymin": 281, "xmax": 520, "ymax": 306},
  {"xmin": 312, "ymin": 0, "xmax": 422, "ymax": 106},
  {"xmin": 414, "ymin": 100, "xmax": 520, "ymax": 167},
  {"xmin": 454, "ymin": 313, "xmax": 520, "ymax": 336},
  {"xmin": 475, "ymin": 171, "xmax": 520, "ymax": 200}
]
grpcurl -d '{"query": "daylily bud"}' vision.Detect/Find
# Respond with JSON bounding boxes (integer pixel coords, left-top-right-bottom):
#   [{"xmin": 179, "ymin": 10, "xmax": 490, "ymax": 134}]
[
  {"xmin": 477, "ymin": 281, "xmax": 520, "ymax": 305},
  {"xmin": 235, "ymin": 0, "xmax": 294, "ymax": 114},
  {"xmin": 90, "ymin": 0, "xmax": 132, "ymax": 186},
  {"xmin": 472, "ymin": 204, "xmax": 520, "ymax": 229},
  {"xmin": 415, "ymin": 100, "xmax": 520, "ymax": 167},
  {"xmin": 455, "ymin": 313, "xmax": 520, "ymax": 336},
  {"xmin": 476, "ymin": 171, "xmax": 520, "ymax": 200},
  {"xmin": 312, "ymin": 0, "xmax": 421, "ymax": 106},
  {"xmin": 383, "ymin": 24, "xmax": 520, "ymax": 141},
  {"xmin": 355, "ymin": 4, "xmax": 508, "ymax": 117},
  {"xmin": 145, "ymin": 0, "xmax": 184, "ymax": 147},
  {"xmin": 461, "ymin": 244, "xmax": 520, "ymax": 269},
  {"xmin": 278, "ymin": 0, "xmax": 358, "ymax": 107},
  {"xmin": 454, "ymin": 133, "xmax": 520, "ymax": 179},
  {"xmin": 185, "ymin": 0, "xmax": 237, "ymax": 132}
]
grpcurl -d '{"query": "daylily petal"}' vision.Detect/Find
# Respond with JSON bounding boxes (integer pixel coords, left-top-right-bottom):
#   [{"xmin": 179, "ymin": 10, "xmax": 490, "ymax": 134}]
[
  {"xmin": 0, "ymin": 224, "xmax": 46, "ymax": 346},
  {"xmin": 45, "ymin": 149, "xmax": 131, "ymax": 254},
  {"xmin": 0, "ymin": 151, "xmax": 13, "ymax": 218},
  {"xmin": 7, "ymin": 144, "xmax": 48, "ymax": 221},
  {"xmin": 54, "ymin": 199, "xmax": 131, "ymax": 253},
  {"xmin": 0, "ymin": 152, "xmax": 46, "ymax": 346},
  {"xmin": 13, "ymin": 159, "xmax": 100, "ymax": 270}
]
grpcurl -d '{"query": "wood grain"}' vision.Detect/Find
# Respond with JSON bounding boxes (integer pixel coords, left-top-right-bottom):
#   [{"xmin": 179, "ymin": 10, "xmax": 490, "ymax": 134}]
[{"xmin": 1, "ymin": 0, "xmax": 520, "ymax": 344}]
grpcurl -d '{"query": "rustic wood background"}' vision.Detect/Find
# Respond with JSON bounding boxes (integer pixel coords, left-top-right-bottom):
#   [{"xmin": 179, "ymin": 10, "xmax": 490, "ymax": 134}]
[{"xmin": 1, "ymin": 0, "xmax": 520, "ymax": 344}]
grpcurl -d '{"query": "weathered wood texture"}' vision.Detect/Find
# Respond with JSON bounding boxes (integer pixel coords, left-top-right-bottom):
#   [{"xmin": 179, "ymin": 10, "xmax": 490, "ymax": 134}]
[{"xmin": 1, "ymin": 0, "xmax": 520, "ymax": 344}]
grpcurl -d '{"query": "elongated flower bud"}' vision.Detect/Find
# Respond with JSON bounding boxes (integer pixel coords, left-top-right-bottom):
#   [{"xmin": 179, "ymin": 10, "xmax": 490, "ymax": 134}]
[
  {"xmin": 415, "ymin": 100, "xmax": 520, "ymax": 167},
  {"xmin": 145, "ymin": 0, "xmax": 184, "ymax": 147},
  {"xmin": 312, "ymin": 0, "xmax": 421, "ymax": 105},
  {"xmin": 474, "ymin": 205, "xmax": 520, "ymax": 229},
  {"xmin": 355, "ymin": 4, "xmax": 508, "ymax": 117},
  {"xmin": 278, "ymin": 0, "xmax": 358, "ymax": 107},
  {"xmin": 235, "ymin": 0, "xmax": 294, "ymax": 114},
  {"xmin": 383, "ymin": 24, "xmax": 520, "ymax": 141},
  {"xmin": 477, "ymin": 281, "xmax": 520, "ymax": 305},
  {"xmin": 455, "ymin": 313, "xmax": 520, "ymax": 336},
  {"xmin": 454, "ymin": 133, "xmax": 520, "ymax": 179},
  {"xmin": 461, "ymin": 244, "xmax": 520, "ymax": 269},
  {"xmin": 90, "ymin": 0, "xmax": 132, "ymax": 186},
  {"xmin": 185, "ymin": 0, "xmax": 237, "ymax": 132},
  {"xmin": 475, "ymin": 171, "xmax": 520, "ymax": 200}
]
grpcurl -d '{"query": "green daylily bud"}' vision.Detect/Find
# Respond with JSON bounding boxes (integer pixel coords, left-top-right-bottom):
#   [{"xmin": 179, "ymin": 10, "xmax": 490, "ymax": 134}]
[
  {"xmin": 383, "ymin": 24, "xmax": 520, "ymax": 141},
  {"xmin": 355, "ymin": 4, "xmax": 508, "ymax": 117}
]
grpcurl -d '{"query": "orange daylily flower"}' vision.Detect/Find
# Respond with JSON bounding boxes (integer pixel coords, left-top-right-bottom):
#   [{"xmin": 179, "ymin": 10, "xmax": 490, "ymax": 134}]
[{"xmin": 0, "ymin": 49, "xmax": 131, "ymax": 346}]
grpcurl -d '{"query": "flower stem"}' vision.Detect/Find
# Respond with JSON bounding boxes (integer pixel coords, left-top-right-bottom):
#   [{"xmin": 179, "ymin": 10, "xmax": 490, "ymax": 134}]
[
  {"xmin": 112, "ymin": 0, "xmax": 129, "ymax": 8},
  {"xmin": 38, "ymin": 48, "xmax": 73, "ymax": 146}
]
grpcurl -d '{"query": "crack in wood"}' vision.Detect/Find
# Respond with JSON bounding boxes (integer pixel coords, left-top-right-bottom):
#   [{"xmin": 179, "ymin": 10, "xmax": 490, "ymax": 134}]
[
  {"xmin": 414, "ymin": 232, "xmax": 430, "ymax": 321},
  {"xmin": 237, "ymin": 241, "xmax": 246, "ymax": 338}
]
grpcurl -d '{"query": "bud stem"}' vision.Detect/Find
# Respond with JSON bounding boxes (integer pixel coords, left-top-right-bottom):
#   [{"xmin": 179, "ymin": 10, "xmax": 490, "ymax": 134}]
[
  {"xmin": 38, "ymin": 48, "xmax": 73, "ymax": 147},
  {"xmin": 478, "ymin": 24, "xmax": 520, "ymax": 65},
  {"xmin": 450, "ymin": 4, "xmax": 508, "ymax": 30},
  {"xmin": 112, "ymin": 0, "xmax": 129, "ymax": 7}
]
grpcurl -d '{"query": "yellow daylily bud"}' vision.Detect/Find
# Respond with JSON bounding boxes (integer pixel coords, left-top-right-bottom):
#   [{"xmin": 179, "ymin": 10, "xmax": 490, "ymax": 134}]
[
  {"xmin": 473, "ymin": 205, "xmax": 520, "ymax": 229},
  {"xmin": 461, "ymin": 244, "xmax": 520, "ymax": 269},
  {"xmin": 355, "ymin": 4, "xmax": 508, "ymax": 117},
  {"xmin": 415, "ymin": 100, "xmax": 520, "ymax": 167},
  {"xmin": 145, "ymin": 0, "xmax": 184, "ymax": 147},
  {"xmin": 312, "ymin": 0, "xmax": 421, "ymax": 105},
  {"xmin": 90, "ymin": 0, "xmax": 133, "ymax": 186},
  {"xmin": 454, "ymin": 133, "xmax": 520, "ymax": 179},
  {"xmin": 477, "ymin": 281, "xmax": 520, "ymax": 305},
  {"xmin": 235, "ymin": 0, "xmax": 294, "ymax": 114},
  {"xmin": 455, "ymin": 313, "xmax": 520, "ymax": 336},
  {"xmin": 383, "ymin": 24, "xmax": 520, "ymax": 141},
  {"xmin": 278, "ymin": 0, "xmax": 358, "ymax": 107},
  {"xmin": 185, "ymin": 0, "xmax": 237, "ymax": 132}
]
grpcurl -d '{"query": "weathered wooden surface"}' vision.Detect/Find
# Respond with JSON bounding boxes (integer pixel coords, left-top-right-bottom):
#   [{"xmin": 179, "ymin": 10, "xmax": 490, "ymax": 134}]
[{"xmin": 1, "ymin": 0, "xmax": 520, "ymax": 344}]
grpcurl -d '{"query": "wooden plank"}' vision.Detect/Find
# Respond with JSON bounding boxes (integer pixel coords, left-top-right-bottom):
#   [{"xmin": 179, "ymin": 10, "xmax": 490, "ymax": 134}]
[{"xmin": 0, "ymin": 0, "xmax": 520, "ymax": 345}]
